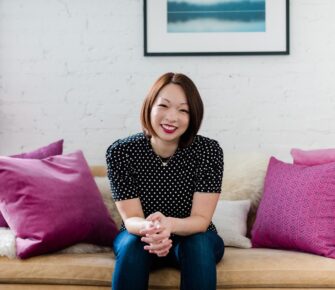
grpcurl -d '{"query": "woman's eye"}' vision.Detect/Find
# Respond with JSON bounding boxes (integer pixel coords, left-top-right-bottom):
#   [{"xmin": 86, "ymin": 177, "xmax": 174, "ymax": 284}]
[
  {"xmin": 158, "ymin": 104, "xmax": 167, "ymax": 108},
  {"xmin": 180, "ymin": 109, "xmax": 189, "ymax": 113}
]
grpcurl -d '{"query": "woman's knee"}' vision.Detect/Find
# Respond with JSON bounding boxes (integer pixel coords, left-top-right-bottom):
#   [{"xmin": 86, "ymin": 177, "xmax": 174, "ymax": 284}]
[
  {"xmin": 113, "ymin": 231, "xmax": 148, "ymax": 259},
  {"xmin": 112, "ymin": 232, "xmax": 151, "ymax": 290},
  {"xmin": 179, "ymin": 232, "xmax": 224, "ymax": 263}
]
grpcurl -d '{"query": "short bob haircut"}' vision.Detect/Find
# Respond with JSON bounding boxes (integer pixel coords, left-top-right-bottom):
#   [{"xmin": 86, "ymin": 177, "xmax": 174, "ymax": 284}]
[{"xmin": 140, "ymin": 72, "xmax": 204, "ymax": 148}]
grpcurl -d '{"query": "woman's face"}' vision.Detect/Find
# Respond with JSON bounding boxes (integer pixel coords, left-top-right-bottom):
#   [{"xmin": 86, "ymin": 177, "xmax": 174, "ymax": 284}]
[{"xmin": 150, "ymin": 83, "xmax": 190, "ymax": 145}]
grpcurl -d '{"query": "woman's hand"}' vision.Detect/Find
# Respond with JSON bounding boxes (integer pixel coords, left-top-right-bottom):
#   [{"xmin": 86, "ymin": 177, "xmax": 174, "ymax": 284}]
[
  {"xmin": 139, "ymin": 220, "xmax": 161, "ymax": 236},
  {"xmin": 146, "ymin": 212, "xmax": 173, "ymax": 232},
  {"xmin": 140, "ymin": 212, "xmax": 173, "ymax": 257}
]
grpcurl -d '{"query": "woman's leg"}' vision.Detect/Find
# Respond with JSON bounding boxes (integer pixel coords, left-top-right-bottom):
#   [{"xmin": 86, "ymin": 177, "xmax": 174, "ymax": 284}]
[
  {"xmin": 112, "ymin": 230, "xmax": 153, "ymax": 290},
  {"xmin": 172, "ymin": 232, "xmax": 224, "ymax": 290}
]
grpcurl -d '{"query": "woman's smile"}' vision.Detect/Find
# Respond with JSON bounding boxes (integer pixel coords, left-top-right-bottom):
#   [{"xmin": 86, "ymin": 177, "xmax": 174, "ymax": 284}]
[{"xmin": 161, "ymin": 124, "xmax": 178, "ymax": 134}]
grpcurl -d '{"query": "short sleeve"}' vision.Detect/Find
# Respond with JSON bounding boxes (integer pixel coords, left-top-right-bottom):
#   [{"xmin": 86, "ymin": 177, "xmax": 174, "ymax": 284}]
[
  {"xmin": 105, "ymin": 141, "xmax": 138, "ymax": 201},
  {"xmin": 195, "ymin": 139, "xmax": 224, "ymax": 193}
]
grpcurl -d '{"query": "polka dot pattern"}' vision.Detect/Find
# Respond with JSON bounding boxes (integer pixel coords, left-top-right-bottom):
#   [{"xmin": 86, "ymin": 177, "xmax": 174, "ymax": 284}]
[{"xmin": 106, "ymin": 133, "xmax": 224, "ymax": 232}]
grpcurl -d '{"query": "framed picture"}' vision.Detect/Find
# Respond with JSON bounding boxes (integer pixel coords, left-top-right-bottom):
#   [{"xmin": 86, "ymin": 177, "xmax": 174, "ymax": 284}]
[{"xmin": 144, "ymin": 0, "xmax": 289, "ymax": 56}]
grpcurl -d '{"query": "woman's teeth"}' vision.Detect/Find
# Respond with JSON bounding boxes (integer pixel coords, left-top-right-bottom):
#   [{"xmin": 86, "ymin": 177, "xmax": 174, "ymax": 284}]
[
  {"xmin": 161, "ymin": 124, "xmax": 177, "ymax": 133},
  {"xmin": 162, "ymin": 124, "xmax": 176, "ymax": 130}
]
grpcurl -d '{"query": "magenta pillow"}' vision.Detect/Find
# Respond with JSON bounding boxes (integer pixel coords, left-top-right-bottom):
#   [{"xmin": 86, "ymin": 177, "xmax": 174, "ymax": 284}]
[
  {"xmin": 0, "ymin": 151, "xmax": 118, "ymax": 259},
  {"xmin": 291, "ymin": 148, "xmax": 335, "ymax": 166},
  {"xmin": 251, "ymin": 157, "xmax": 335, "ymax": 258},
  {"xmin": 0, "ymin": 213, "xmax": 6, "ymax": 227},
  {"xmin": 0, "ymin": 139, "xmax": 64, "ymax": 228},
  {"xmin": 10, "ymin": 139, "xmax": 63, "ymax": 159}
]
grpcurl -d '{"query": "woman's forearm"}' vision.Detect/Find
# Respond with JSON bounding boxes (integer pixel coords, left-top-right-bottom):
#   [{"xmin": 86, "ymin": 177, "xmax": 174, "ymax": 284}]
[
  {"xmin": 125, "ymin": 215, "xmax": 211, "ymax": 237},
  {"xmin": 124, "ymin": 217, "xmax": 151, "ymax": 236},
  {"xmin": 167, "ymin": 215, "xmax": 209, "ymax": 236}
]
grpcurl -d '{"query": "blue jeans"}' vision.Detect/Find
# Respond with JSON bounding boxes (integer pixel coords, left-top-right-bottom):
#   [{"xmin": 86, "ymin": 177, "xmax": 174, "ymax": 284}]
[{"xmin": 112, "ymin": 230, "xmax": 225, "ymax": 290}]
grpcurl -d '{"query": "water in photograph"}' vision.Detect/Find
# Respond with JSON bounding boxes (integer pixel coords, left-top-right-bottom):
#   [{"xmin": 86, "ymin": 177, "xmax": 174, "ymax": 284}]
[{"xmin": 167, "ymin": 0, "xmax": 266, "ymax": 33}]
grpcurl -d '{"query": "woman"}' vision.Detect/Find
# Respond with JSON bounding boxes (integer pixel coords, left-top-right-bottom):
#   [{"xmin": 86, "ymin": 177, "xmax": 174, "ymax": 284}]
[{"xmin": 106, "ymin": 72, "xmax": 224, "ymax": 290}]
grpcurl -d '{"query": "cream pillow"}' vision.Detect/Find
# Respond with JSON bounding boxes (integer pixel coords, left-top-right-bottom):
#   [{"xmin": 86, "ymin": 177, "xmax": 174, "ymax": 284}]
[
  {"xmin": 94, "ymin": 176, "xmax": 122, "ymax": 229},
  {"xmin": 212, "ymin": 199, "xmax": 252, "ymax": 248},
  {"xmin": 0, "ymin": 227, "xmax": 16, "ymax": 259},
  {"xmin": 221, "ymin": 152, "xmax": 270, "ymax": 235},
  {"xmin": 221, "ymin": 152, "xmax": 269, "ymax": 207}
]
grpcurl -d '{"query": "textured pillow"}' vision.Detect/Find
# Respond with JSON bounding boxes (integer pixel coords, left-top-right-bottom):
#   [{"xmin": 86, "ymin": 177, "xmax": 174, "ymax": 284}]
[
  {"xmin": 251, "ymin": 157, "xmax": 335, "ymax": 258},
  {"xmin": 221, "ymin": 152, "xmax": 270, "ymax": 236},
  {"xmin": 0, "ymin": 228, "xmax": 16, "ymax": 259},
  {"xmin": 94, "ymin": 177, "xmax": 122, "ymax": 229},
  {"xmin": 0, "ymin": 139, "xmax": 64, "ymax": 228},
  {"xmin": 0, "ymin": 151, "xmax": 118, "ymax": 259},
  {"xmin": 213, "ymin": 200, "xmax": 251, "ymax": 248},
  {"xmin": 291, "ymin": 148, "xmax": 335, "ymax": 166}
]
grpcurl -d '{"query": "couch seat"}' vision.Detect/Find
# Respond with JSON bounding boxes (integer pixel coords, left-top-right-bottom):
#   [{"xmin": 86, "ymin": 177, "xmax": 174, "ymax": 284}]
[
  {"xmin": 0, "ymin": 248, "xmax": 335, "ymax": 289},
  {"xmin": 218, "ymin": 248, "xmax": 335, "ymax": 288}
]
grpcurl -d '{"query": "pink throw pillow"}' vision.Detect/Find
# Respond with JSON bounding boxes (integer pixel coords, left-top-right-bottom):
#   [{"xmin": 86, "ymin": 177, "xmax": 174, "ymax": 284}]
[
  {"xmin": 291, "ymin": 148, "xmax": 335, "ymax": 166},
  {"xmin": 0, "ymin": 213, "xmax": 7, "ymax": 227},
  {"xmin": 10, "ymin": 139, "xmax": 64, "ymax": 159},
  {"xmin": 0, "ymin": 139, "xmax": 64, "ymax": 227},
  {"xmin": 251, "ymin": 157, "xmax": 335, "ymax": 258},
  {"xmin": 0, "ymin": 151, "xmax": 118, "ymax": 259}
]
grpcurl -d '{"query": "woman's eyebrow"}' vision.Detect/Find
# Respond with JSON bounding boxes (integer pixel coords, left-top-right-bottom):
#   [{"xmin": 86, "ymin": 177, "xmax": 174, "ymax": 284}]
[{"xmin": 161, "ymin": 98, "xmax": 188, "ymax": 106}]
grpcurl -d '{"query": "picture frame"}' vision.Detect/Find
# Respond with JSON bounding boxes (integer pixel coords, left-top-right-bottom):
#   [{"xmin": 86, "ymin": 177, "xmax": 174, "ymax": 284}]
[{"xmin": 144, "ymin": 0, "xmax": 289, "ymax": 56}]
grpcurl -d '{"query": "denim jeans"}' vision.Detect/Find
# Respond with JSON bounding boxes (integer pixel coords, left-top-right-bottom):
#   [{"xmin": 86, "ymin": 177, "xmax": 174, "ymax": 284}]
[{"xmin": 112, "ymin": 230, "xmax": 225, "ymax": 290}]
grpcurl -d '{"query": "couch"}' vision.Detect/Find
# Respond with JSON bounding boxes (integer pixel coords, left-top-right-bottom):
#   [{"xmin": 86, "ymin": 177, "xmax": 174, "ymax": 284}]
[{"xmin": 1, "ymin": 157, "xmax": 335, "ymax": 290}]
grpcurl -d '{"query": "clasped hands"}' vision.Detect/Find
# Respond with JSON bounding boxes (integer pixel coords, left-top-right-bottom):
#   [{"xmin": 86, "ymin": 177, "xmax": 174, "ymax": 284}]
[{"xmin": 139, "ymin": 212, "xmax": 172, "ymax": 257}]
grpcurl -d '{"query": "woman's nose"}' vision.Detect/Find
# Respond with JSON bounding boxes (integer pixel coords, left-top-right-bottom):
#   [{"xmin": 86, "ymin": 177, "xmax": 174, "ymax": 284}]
[{"xmin": 164, "ymin": 109, "xmax": 178, "ymax": 123}]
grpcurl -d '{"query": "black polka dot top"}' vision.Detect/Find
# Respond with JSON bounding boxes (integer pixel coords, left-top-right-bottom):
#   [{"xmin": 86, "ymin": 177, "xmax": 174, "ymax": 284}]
[{"xmin": 106, "ymin": 132, "xmax": 224, "ymax": 233}]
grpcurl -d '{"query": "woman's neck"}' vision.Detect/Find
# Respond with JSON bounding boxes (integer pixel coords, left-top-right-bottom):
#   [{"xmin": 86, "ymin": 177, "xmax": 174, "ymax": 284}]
[{"xmin": 150, "ymin": 137, "xmax": 178, "ymax": 158}]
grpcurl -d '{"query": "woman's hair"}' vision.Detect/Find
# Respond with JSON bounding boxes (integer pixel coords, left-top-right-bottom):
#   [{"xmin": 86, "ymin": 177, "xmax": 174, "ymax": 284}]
[{"xmin": 140, "ymin": 72, "xmax": 203, "ymax": 148}]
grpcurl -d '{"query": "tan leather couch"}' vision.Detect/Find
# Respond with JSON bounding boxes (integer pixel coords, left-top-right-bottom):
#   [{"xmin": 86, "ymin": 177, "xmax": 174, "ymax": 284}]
[{"xmin": 1, "ymin": 166, "xmax": 335, "ymax": 289}]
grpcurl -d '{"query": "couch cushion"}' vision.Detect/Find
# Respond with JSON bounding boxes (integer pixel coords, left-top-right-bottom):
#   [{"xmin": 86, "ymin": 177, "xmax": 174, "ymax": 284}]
[
  {"xmin": 217, "ymin": 248, "xmax": 335, "ymax": 288},
  {"xmin": 0, "ymin": 252, "xmax": 115, "ymax": 286},
  {"xmin": 1, "ymin": 248, "xmax": 335, "ymax": 288}
]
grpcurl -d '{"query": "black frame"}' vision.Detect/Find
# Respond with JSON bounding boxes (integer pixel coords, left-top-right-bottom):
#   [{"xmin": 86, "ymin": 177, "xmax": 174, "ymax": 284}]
[{"xmin": 144, "ymin": 0, "xmax": 290, "ymax": 56}]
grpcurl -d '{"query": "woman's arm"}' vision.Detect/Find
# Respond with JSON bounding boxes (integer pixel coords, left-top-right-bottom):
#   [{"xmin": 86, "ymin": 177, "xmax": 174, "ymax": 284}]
[
  {"xmin": 116, "ymin": 198, "xmax": 173, "ymax": 257},
  {"xmin": 115, "ymin": 198, "xmax": 151, "ymax": 236},
  {"xmin": 146, "ymin": 192, "xmax": 220, "ymax": 236}
]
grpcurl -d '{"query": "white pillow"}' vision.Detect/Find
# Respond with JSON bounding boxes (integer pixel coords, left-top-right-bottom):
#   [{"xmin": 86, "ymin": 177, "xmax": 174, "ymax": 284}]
[
  {"xmin": 212, "ymin": 199, "xmax": 252, "ymax": 248},
  {"xmin": 0, "ymin": 227, "xmax": 16, "ymax": 259}
]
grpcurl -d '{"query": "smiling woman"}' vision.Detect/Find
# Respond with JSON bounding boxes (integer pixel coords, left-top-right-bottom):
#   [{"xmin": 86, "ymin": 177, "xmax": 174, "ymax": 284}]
[
  {"xmin": 106, "ymin": 72, "xmax": 224, "ymax": 290},
  {"xmin": 141, "ymin": 73, "xmax": 203, "ymax": 149},
  {"xmin": 148, "ymin": 84, "xmax": 190, "ymax": 150}
]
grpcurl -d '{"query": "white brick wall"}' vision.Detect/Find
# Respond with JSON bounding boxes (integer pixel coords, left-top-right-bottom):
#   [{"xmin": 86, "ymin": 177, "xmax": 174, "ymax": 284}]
[{"xmin": 1, "ymin": 0, "xmax": 335, "ymax": 164}]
